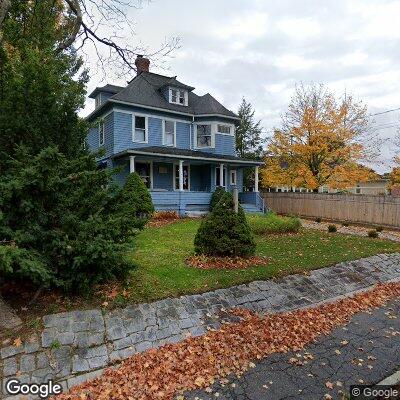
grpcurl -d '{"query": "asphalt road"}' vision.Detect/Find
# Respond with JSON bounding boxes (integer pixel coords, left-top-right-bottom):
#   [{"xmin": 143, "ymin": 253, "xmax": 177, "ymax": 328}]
[{"xmin": 183, "ymin": 299, "xmax": 400, "ymax": 400}]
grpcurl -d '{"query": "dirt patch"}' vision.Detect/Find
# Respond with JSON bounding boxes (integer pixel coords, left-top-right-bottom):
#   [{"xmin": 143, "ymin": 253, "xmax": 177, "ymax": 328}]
[
  {"xmin": 147, "ymin": 211, "xmax": 181, "ymax": 228},
  {"xmin": 186, "ymin": 255, "xmax": 269, "ymax": 270}
]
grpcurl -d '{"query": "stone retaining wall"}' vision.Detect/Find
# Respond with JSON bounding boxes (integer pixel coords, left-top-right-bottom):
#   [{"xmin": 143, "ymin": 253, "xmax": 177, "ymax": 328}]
[{"xmin": 2, "ymin": 253, "xmax": 400, "ymax": 398}]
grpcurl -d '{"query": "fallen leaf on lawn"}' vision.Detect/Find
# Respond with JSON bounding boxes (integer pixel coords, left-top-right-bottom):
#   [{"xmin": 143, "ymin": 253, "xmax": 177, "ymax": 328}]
[{"xmin": 13, "ymin": 337, "xmax": 22, "ymax": 347}]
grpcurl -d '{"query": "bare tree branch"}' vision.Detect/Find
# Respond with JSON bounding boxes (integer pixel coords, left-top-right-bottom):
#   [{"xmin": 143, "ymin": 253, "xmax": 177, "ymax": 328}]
[{"xmin": 57, "ymin": 0, "xmax": 83, "ymax": 52}]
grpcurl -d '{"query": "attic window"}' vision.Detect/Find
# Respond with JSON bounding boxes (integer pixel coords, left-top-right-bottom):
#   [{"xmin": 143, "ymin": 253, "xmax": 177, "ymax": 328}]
[{"xmin": 169, "ymin": 88, "xmax": 187, "ymax": 106}]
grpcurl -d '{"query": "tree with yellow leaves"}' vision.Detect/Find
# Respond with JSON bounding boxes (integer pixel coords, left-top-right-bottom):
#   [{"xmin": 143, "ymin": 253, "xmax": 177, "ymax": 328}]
[
  {"xmin": 262, "ymin": 84, "xmax": 380, "ymax": 191},
  {"xmin": 389, "ymin": 132, "xmax": 400, "ymax": 192}
]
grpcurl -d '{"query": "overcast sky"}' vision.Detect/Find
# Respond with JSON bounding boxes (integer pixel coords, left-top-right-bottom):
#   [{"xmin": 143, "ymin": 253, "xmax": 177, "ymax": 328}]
[{"xmin": 84, "ymin": 0, "xmax": 400, "ymax": 173}]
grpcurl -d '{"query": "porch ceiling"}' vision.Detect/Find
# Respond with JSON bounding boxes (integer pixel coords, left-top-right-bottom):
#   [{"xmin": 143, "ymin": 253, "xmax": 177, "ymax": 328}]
[{"xmin": 112, "ymin": 146, "xmax": 263, "ymax": 166}]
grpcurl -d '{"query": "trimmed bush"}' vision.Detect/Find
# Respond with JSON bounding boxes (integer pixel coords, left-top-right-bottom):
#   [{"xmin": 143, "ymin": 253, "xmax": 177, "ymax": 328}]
[
  {"xmin": 194, "ymin": 192, "xmax": 255, "ymax": 257},
  {"xmin": 315, "ymin": 217, "xmax": 322, "ymax": 223},
  {"xmin": 210, "ymin": 186, "xmax": 226, "ymax": 211},
  {"xmin": 111, "ymin": 172, "xmax": 154, "ymax": 230},
  {"xmin": 368, "ymin": 230, "xmax": 379, "ymax": 238},
  {"xmin": 248, "ymin": 213, "xmax": 301, "ymax": 235},
  {"xmin": 328, "ymin": 224, "xmax": 337, "ymax": 233}
]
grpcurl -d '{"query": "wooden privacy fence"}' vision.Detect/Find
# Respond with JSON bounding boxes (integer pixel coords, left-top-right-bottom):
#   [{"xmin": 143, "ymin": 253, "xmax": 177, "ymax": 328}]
[{"xmin": 262, "ymin": 192, "xmax": 400, "ymax": 228}]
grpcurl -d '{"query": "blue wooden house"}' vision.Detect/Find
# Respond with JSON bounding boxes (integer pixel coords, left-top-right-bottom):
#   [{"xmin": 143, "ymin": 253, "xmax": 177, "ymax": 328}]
[{"xmin": 86, "ymin": 55, "xmax": 264, "ymax": 215}]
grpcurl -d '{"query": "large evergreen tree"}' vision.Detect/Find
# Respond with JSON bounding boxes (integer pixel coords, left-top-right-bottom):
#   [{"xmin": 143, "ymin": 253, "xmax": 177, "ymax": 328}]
[
  {"xmin": 0, "ymin": 1, "xmax": 153, "ymax": 293},
  {"xmin": 235, "ymin": 98, "xmax": 264, "ymax": 190}
]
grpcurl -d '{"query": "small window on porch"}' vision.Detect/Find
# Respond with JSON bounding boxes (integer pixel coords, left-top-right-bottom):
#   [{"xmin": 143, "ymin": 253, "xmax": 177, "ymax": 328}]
[
  {"xmin": 215, "ymin": 166, "xmax": 227, "ymax": 188},
  {"xmin": 196, "ymin": 124, "xmax": 212, "ymax": 148},
  {"xmin": 133, "ymin": 116, "xmax": 146, "ymax": 143},
  {"xmin": 164, "ymin": 120, "xmax": 175, "ymax": 146},
  {"xmin": 230, "ymin": 170, "xmax": 237, "ymax": 186},
  {"xmin": 136, "ymin": 162, "xmax": 152, "ymax": 189}
]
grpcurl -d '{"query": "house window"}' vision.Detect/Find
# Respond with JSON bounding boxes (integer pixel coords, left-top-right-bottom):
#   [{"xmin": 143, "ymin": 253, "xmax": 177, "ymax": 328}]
[
  {"xmin": 136, "ymin": 162, "xmax": 152, "ymax": 189},
  {"xmin": 174, "ymin": 164, "xmax": 190, "ymax": 190},
  {"xmin": 164, "ymin": 120, "xmax": 176, "ymax": 146},
  {"xmin": 215, "ymin": 166, "xmax": 227, "ymax": 188},
  {"xmin": 170, "ymin": 88, "xmax": 187, "ymax": 105},
  {"xmin": 230, "ymin": 170, "xmax": 237, "ymax": 186},
  {"xmin": 217, "ymin": 124, "xmax": 232, "ymax": 135},
  {"xmin": 99, "ymin": 120, "xmax": 105, "ymax": 146},
  {"xmin": 133, "ymin": 115, "xmax": 146, "ymax": 142},
  {"xmin": 196, "ymin": 124, "xmax": 212, "ymax": 148}
]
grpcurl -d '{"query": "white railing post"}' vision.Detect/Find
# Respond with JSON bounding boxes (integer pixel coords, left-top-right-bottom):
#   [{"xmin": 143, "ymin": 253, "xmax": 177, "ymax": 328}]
[
  {"xmin": 219, "ymin": 163, "xmax": 224, "ymax": 188},
  {"xmin": 179, "ymin": 160, "xmax": 184, "ymax": 191},
  {"xmin": 129, "ymin": 155, "xmax": 135, "ymax": 173},
  {"xmin": 254, "ymin": 165, "xmax": 259, "ymax": 192}
]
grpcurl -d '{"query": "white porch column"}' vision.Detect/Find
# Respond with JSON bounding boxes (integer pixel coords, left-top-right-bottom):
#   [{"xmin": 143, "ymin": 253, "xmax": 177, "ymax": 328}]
[
  {"xmin": 129, "ymin": 155, "xmax": 135, "ymax": 173},
  {"xmin": 219, "ymin": 163, "xmax": 224, "ymax": 188},
  {"xmin": 254, "ymin": 165, "xmax": 259, "ymax": 192},
  {"xmin": 179, "ymin": 160, "xmax": 184, "ymax": 191}
]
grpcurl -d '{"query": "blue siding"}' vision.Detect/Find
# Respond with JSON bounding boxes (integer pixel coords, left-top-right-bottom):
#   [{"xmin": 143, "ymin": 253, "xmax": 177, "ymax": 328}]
[
  {"xmin": 86, "ymin": 112, "xmax": 114, "ymax": 157},
  {"xmin": 151, "ymin": 191, "xmax": 212, "ymax": 215},
  {"xmin": 176, "ymin": 122, "xmax": 191, "ymax": 149},
  {"xmin": 215, "ymin": 134, "xmax": 235, "ymax": 156},
  {"xmin": 114, "ymin": 111, "xmax": 164, "ymax": 152},
  {"xmin": 112, "ymin": 159, "xmax": 129, "ymax": 186},
  {"xmin": 153, "ymin": 162, "xmax": 173, "ymax": 190}
]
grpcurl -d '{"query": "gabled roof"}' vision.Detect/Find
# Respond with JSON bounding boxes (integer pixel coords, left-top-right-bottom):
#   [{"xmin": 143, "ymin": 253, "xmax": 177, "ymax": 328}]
[
  {"xmin": 88, "ymin": 72, "xmax": 238, "ymax": 120},
  {"xmin": 89, "ymin": 84, "xmax": 124, "ymax": 98}
]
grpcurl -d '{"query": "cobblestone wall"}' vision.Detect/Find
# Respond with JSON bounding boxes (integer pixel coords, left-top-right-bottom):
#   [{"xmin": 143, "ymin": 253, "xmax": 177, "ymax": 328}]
[{"xmin": 2, "ymin": 253, "xmax": 400, "ymax": 398}]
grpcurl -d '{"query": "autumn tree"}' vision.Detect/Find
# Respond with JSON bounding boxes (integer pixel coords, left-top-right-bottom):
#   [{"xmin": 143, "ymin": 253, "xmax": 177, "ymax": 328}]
[
  {"xmin": 389, "ymin": 131, "xmax": 400, "ymax": 190},
  {"xmin": 262, "ymin": 84, "xmax": 379, "ymax": 191},
  {"xmin": 236, "ymin": 98, "xmax": 264, "ymax": 189}
]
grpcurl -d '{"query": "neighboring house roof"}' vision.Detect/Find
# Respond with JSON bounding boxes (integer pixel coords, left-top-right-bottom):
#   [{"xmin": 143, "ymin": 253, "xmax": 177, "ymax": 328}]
[
  {"xmin": 112, "ymin": 146, "xmax": 263, "ymax": 165},
  {"xmin": 88, "ymin": 72, "xmax": 238, "ymax": 120}
]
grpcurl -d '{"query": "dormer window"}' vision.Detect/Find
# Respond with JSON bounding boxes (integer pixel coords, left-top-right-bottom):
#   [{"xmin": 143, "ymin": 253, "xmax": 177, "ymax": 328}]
[{"xmin": 169, "ymin": 88, "xmax": 188, "ymax": 106}]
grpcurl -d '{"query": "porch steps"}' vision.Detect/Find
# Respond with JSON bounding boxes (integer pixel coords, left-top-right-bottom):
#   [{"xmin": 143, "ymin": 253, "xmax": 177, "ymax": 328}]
[{"xmin": 240, "ymin": 203, "xmax": 264, "ymax": 214}]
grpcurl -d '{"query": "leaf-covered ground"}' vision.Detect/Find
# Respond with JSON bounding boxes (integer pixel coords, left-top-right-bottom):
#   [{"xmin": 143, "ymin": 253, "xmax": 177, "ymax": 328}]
[{"xmin": 55, "ymin": 282, "xmax": 400, "ymax": 400}]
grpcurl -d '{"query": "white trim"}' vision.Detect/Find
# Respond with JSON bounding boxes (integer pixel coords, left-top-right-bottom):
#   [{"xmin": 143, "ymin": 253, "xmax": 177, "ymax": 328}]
[
  {"xmin": 254, "ymin": 165, "xmax": 259, "ymax": 192},
  {"xmin": 230, "ymin": 169, "xmax": 237, "ymax": 186},
  {"xmin": 215, "ymin": 165, "xmax": 227, "ymax": 189},
  {"xmin": 129, "ymin": 155, "xmax": 135, "ymax": 173},
  {"xmin": 162, "ymin": 119, "xmax": 176, "ymax": 147},
  {"xmin": 173, "ymin": 162, "xmax": 190, "ymax": 191},
  {"xmin": 99, "ymin": 120, "xmax": 105, "ymax": 146},
  {"xmin": 132, "ymin": 113, "xmax": 148, "ymax": 143},
  {"xmin": 114, "ymin": 149, "xmax": 263, "ymax": 165}
]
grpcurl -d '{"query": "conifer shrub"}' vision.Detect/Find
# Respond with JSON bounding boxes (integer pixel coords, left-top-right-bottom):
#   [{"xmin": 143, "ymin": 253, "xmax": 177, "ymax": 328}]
[
  {"xmin": 328, "ymin": 224, "xmax": 337, "ymax": 233},
  {"xmin": 194, "ymin": 192, "xmax": 256, "ymax": 257},
  {"xmin": 0, "ymin": 147, "xmax": 153, "ymax": 293},
  {"xmin": 368, "ymin": 230, "xmax": 379, "ymax": 238},
  {"xmin": 210, "ymin": 186, "xmax": 226, "ymax": 211}
]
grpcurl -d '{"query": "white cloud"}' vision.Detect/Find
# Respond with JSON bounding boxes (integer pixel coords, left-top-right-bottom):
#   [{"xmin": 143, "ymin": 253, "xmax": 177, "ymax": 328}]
[{"xmin": 277, "ymin": 17, "xmax": 321, "ymax": 39}]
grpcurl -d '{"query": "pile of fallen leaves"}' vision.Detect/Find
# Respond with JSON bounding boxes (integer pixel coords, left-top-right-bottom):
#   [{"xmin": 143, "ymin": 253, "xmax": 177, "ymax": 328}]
[
  {"xmin": 186, "ymin": 255, "xmax": 269, "ymax": 269},
  {"xmin": 147, "ymin": 211, "xmax": 181, "ymax": 228},
  {"xmin": 54, "ymin": 282, "xmax": 400, "ymax": 400}
]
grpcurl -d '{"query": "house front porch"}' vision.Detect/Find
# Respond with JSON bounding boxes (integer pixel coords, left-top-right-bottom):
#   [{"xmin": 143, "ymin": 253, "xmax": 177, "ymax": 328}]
[{"xmin": 111, "ymin": 146, "xmax": 264, "ymax": 215}]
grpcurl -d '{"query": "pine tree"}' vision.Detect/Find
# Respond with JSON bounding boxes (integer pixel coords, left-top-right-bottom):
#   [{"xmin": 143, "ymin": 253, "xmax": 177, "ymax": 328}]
[
  {"xmin": 0, "ymin": 1, "xmax": 153, "ymax": 293},
  {"xmin": 236, "ymin": 98, "xmax": 264, "ymax": 159}
]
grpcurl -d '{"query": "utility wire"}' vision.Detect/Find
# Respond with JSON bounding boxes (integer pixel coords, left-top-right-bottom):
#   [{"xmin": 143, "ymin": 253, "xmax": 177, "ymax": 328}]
[{"xmin": 369, "ymin": 107, "xmax": 400, "ymax": 116}]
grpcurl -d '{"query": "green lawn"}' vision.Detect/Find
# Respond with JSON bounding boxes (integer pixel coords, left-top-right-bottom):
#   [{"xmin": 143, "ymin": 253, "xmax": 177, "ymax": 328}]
[{"xmin": 126, "ymin": 219, "xmax": 400, "ymax": 303}]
